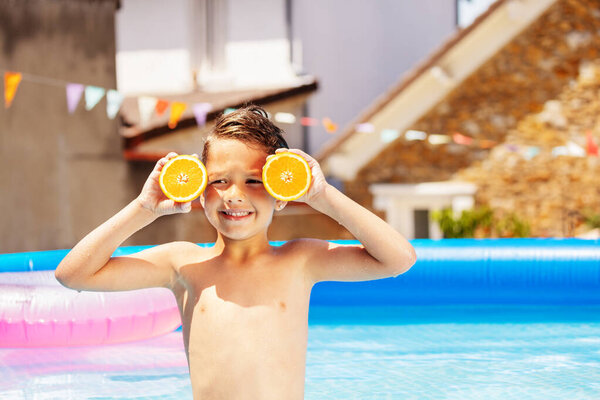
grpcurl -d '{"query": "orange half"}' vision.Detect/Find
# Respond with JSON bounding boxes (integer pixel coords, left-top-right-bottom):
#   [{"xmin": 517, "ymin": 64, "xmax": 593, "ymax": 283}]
[
  {"xmin": 159, "ymin": 155, "xmax": 207, "ymax": 202},
  {"xmin": 262, "ymin": 152, "xmax": 311, "ymax": 201}
]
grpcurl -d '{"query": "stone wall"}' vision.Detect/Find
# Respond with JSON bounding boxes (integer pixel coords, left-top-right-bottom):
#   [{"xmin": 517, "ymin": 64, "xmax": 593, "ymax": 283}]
[{"xmin": 348, "ymin": 0, "xmax": 600, "ymax": 237}]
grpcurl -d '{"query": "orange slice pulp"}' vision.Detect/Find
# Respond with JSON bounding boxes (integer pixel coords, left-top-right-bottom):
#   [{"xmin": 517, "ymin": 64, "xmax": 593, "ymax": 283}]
[
  {"xmin": 159, "ymin": 155, "xmax": 207, "ymax": 202},
  {"xmin": 262, "ymin": 152, "xmax": 312, "ymax": 201}
]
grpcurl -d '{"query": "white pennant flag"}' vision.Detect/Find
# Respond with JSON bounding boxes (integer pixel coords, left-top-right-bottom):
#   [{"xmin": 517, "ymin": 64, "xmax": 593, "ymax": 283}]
[
  {"xmin": 84, "ymin": 86, "xmax": 106, "ymax": 111},
  {"xmin": 138, "ymin": 96, "xmax": 158, "ymax": 127},
  {"xmin": 106, "ymin": 90, "xmax": 124, "ymax": 120}
]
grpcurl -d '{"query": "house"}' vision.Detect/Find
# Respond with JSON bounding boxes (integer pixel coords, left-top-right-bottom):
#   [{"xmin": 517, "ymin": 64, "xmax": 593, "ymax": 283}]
[{"xmin": 318, "ymin": 0, "xmax": 600, "ymax": 238}]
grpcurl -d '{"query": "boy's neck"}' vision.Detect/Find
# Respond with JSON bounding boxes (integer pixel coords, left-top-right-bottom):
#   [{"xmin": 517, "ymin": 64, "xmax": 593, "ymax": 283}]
[{"xmin": 212, "ymin": 233, "xmax": 274, "ymax": 264}]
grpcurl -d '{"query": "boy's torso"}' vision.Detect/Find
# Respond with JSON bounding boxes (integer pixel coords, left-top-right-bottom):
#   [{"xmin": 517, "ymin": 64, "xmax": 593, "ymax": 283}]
[{"xmin": 170, "ymin": 241, "xmax": 313, "ymax": 400}]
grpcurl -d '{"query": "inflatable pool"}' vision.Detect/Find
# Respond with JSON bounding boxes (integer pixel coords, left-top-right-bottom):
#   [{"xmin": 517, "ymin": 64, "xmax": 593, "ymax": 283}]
[{"xmin": 2, "ymin": 239, "xmax": 600, "ymax": 348}]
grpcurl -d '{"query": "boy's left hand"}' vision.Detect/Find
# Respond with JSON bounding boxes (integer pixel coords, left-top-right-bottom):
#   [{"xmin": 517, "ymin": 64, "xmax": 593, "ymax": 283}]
[{"xmin": 274, "ymin": 148, "xmax": 329, "ymax": 207}]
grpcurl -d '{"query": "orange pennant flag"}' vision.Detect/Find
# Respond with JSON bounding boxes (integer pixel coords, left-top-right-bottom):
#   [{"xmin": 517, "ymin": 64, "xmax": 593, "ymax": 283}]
[
  {"xmin": 155, "ymin": 99, "xmax": 169, "ymax": 116},
  {"xmin": 168, "ymin": 102, "xmax": 187, "ymax": 129},
  {"xmin": 4, "ymin": 72, "xmax": 22, "ymax": 108},
  {"xmin": 322, "ymin": 117, "xmax": 338, "ymax": 134},
  {"xmin": 586, "ymin": 130, "xmax": 598, "ymax": 157}
]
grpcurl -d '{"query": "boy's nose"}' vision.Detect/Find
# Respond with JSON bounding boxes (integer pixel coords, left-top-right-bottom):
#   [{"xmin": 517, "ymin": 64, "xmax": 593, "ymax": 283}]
[{"xmin": 224, "ymin": 185, "xmax": 245, "ymax": 203}]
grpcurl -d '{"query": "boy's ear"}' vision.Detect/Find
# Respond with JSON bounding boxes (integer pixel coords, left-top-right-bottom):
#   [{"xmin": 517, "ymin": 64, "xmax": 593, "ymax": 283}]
[{"xmin": 275, "ymin": 200, "xmax": 287, "ymax": 212}]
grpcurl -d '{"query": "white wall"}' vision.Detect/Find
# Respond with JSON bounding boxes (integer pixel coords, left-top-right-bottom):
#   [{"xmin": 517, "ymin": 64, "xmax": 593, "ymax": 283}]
[
  {"xmin": 116, "ymin": 0, "xmax": 194, "ymax": 95},
  {"xmin": 292, "ymin": 0, "xmax": 457, "ymax": 154}
]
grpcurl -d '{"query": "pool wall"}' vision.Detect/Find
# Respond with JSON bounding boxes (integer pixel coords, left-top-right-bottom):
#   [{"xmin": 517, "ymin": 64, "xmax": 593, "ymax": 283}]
[{"xmin": 1, "ymin": 239, "xmax": 600, "ymax": 306}]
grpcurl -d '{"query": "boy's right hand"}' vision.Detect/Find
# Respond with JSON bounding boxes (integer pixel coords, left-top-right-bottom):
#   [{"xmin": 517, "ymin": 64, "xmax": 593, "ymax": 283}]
[{"xmin": 136, "ymin": 152, "xmax": 195, "ymax": 217}]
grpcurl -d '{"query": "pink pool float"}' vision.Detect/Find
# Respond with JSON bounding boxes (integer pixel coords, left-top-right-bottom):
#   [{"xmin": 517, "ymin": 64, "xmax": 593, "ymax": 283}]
[{"xmin": 0, "ymin": 270, "xmax": 181, "ymax": 347}]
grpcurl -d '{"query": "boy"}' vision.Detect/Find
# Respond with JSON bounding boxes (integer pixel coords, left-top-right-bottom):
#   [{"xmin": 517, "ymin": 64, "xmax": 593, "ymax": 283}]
[{"xmin": 55, "ymin": 105, "xmax": 416, "ymax": 399}]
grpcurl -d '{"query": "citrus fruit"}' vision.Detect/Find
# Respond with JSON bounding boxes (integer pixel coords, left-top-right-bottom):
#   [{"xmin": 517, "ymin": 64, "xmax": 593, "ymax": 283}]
[
  {"xmin": 159, "ymin": 155, "xmax": 207, "ymax": 202},
  {"xmin": 262, "ymin": 152, "xmax": 312, "ymax": 201}
]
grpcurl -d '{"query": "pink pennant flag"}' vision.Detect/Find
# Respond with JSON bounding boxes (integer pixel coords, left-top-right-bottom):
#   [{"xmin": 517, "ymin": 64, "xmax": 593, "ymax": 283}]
[
  {"xmin": 300, "ymin": 117, "xmax": 319, "ymax": 126},
  {"xmin": 586, "ymin": 130, "xmax": 598, "ymax": 157},
  {"xmin": 452, "ymin": 132, "xmax": 473, "ymax": 145},
  {"xmin": 193, "ymin": 102, "xmax": 212, "ymax": 127},
  {"xmin": 66, "ymin": 83, "xmax": 85, "ymax": 114}
]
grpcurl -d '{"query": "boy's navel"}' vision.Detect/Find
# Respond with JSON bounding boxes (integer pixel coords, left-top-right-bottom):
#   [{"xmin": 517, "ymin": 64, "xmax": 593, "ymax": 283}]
[{"xmin": 279, "ymin": 301, "xmax": 287, "ymax": 311}]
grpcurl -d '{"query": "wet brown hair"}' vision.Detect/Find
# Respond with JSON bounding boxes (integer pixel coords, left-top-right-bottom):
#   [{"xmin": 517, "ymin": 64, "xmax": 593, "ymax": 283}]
[{"xmin": 201, "ymin": 105, "xmax": 289, "ymax": 164}]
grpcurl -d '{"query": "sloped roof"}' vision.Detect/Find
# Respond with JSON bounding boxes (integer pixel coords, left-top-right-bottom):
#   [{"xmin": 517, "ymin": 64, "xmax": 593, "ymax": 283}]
[{"xmin": 318, "ymin": 0, "xmax": 557, "ymax": 181}]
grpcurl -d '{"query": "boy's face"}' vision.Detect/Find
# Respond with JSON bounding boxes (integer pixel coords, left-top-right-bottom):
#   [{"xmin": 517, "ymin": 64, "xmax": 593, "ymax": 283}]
[{"xmin": 200, "ymin": 138, "xmax": 286, "ymax": 241}]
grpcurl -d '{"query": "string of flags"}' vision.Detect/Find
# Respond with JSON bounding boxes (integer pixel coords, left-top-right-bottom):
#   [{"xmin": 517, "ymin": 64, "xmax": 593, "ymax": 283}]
[{"xmin": 3, "ymin": 69, "xmax": 600, "ymax": 158}]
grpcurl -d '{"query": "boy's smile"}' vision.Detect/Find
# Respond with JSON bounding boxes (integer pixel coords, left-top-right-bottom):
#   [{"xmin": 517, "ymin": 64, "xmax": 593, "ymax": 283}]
[{"xmin": 201, "ymin": 138, "xmax": 285, "ymax": 241}]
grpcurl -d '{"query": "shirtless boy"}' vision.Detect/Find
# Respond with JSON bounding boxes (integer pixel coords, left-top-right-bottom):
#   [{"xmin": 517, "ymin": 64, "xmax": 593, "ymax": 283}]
[{"xmin": 55, "ymin": 105, "xmax": 417, "ymax": 400}]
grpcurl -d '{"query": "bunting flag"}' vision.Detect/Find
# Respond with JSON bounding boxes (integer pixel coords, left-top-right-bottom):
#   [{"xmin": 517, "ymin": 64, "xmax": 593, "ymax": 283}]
[
  {"xmin": 66, "ymin": 83, "xmax": 85, "ymax": 114},
  {"xmin": 567, "ymin": 141, "xmax": 586, "ymax": 157},
  {"xmin": 168, "ymin": 101, "xmax": 187, "ymax": 129},
  {"xmin": 193, "ymin": 102, "xmax": 212, "ymax": 127},
  {"xmin": 155, "ymin": 99, "xmax": 169, "ymax": 116},
  {"xmin": 479, "ymin": 139, "xmax": 497, "ymax": 149},
  {"xmin": 106, "ymin": 89, "xmax": 124, "ymax": 120},
  {"xmin": 84, "ymin": 86, "xmax": 106, "ymax": 111},
  {"xmin": 138, "ymin": 96, "xmax": 158, "ymax": 127},
  {"xmin": 356, "ymin": 123, "xmax": 375, "ymax": 133},
  {"xmin": 322, "ymin": 117, "xmax": 338, "ymax": 134},
  {"xmin": 274, "ymin": 112, "xmax": 296, "ymax": 124},
  {"xmin": 300, "ymin": 117, "xmax": 319, "ymax": 126},
  {"xmin": 4, "ymin": 71, "xmax": 22, "ymax": 108},
  {"xmin": 452, "ymin": 132, "xmax": 473, "ymax": 145},
  {"xmin": 524, "ymin": 146, "xmax": 540, "ymax": 160},
  {"xmin": 380, "ymin": 129, "xmax": 400, "ymax": 143},
  {"xmin": 405, "ymin": 130, "xmax": 427, "ymax": 141},
  {"xmin": 428, "ymin": 134, "xmax": 451, "ymax": 145},
  {"xmin": 586, "ymin": 130, "xmax": 598, "ymax": 156}
]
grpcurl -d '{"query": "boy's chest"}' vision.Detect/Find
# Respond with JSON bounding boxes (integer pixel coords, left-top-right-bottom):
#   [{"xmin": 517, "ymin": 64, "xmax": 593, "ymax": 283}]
[{"xmin": 175, "ymin": 257, "xmax": 312, "ymax": 317}]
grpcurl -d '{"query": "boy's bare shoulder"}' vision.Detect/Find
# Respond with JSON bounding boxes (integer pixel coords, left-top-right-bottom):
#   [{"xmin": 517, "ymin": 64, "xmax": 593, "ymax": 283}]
[{"xmin": 152, "ymin": 240, "xmax": 212, "ymax": 266}]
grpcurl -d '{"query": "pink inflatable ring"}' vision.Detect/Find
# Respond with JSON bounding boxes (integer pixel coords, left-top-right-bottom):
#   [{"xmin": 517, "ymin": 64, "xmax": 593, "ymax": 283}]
[{"xmin": 0, "ymin": 270, "xmax": 181, "ymax": 348}]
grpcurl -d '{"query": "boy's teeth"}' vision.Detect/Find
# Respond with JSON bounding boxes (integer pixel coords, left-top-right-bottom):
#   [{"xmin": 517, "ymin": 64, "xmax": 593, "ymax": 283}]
[{"xmin": 223, "ymin": 211, "xmax": 251, "ymax": 217}]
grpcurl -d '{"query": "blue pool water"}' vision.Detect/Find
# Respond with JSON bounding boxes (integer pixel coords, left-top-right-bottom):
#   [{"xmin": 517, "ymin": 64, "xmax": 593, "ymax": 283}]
[{"xmin": 2, "ymin": 305, "xmax": 600, "ymax": 399}]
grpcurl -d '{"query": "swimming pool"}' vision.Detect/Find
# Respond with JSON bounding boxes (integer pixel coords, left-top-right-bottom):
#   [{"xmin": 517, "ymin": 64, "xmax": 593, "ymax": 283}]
[{"xmin": 2, "ymin": 239, "xmax": 600, "ymax": 399}]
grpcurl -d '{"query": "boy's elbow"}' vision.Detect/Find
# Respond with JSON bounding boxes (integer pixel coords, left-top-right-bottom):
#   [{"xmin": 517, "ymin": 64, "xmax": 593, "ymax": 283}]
[
  {"xmin": 390, "ymin": 247, "xmax": 417, "ymax": 277},
  {"xmin": 55, "ymin": 263, "xmax": 82, "ymax": 290}
]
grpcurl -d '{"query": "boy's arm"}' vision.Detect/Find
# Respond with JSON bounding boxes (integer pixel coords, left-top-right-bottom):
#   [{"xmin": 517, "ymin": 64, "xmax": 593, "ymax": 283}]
[
  {"xmin": 280, "ymin": 149, "xmax": 417, "ymax": 283},
  {"xmin": 55, "ymin": 152, "xmax": 195, "ymax": 292}
]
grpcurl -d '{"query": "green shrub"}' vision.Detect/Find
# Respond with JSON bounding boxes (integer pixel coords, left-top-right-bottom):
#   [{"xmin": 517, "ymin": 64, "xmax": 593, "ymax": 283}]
[{"xmin": 432, "ymin": 207, "xmax": 530, "ymax": 238}]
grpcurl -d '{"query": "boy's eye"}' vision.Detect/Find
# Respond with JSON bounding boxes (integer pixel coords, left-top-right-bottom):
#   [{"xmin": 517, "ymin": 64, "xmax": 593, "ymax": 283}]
[
  {"xmin": 210, "ymin": 179, "xmax": 226, "ymax": 184},
  {"xmin": 247, "ymin": 179, "xmax": 262, "ymax": 184}
]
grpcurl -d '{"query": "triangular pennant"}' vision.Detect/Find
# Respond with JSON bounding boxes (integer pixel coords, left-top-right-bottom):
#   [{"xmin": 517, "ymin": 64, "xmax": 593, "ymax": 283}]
[
  {"xmin": 300, "ymin": 117, "xmax": 319, "ymax": 126},
  {"xmin": 106, "ymin": 89, "xmax": 124, "ymax": 119},
  {"xmin": 4, "ymin": 72, "xmax": 22, "ymax": 108},
  {"xmin": 452, "ymin": 132, "xmax": 473, "ymax": 145},
  {"xmin": 138, "ymin": 96, "xmax": 158, "ymax": 127},
  {"xmin": 66, "ymin": 83, "xmax": 85, "ymax": 114},
  {"xmin": 168, "ymin": 102, "xmax": 187, "ymax": 129},
  {"xmin": 193, "ymin": 102, "xmax": 212, "ymax": 127},
  {"xmin": 567, "ymin": 141, "xmax": 586, "ymax": 157},
  {"xmin": 356, "ymin": 123, "xmax": 375, "ymax": 133},
  {"xmin": 322, "ymin": 118, "xmax": 338, "ymax": 134},
  {"xmin": 586, "ymin": 130, "xmax": 598, "ymax": 157},
  {"xmin": 524, "ymin": 146, "xmax": 540, "ymax": 160},
  {"xmin": 155, "ymin": 99, "xmax": 170, "ymax": 116},
  {"xmin": 84, "ymin": 86, "xmax": 106, "ymax": 111}
]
